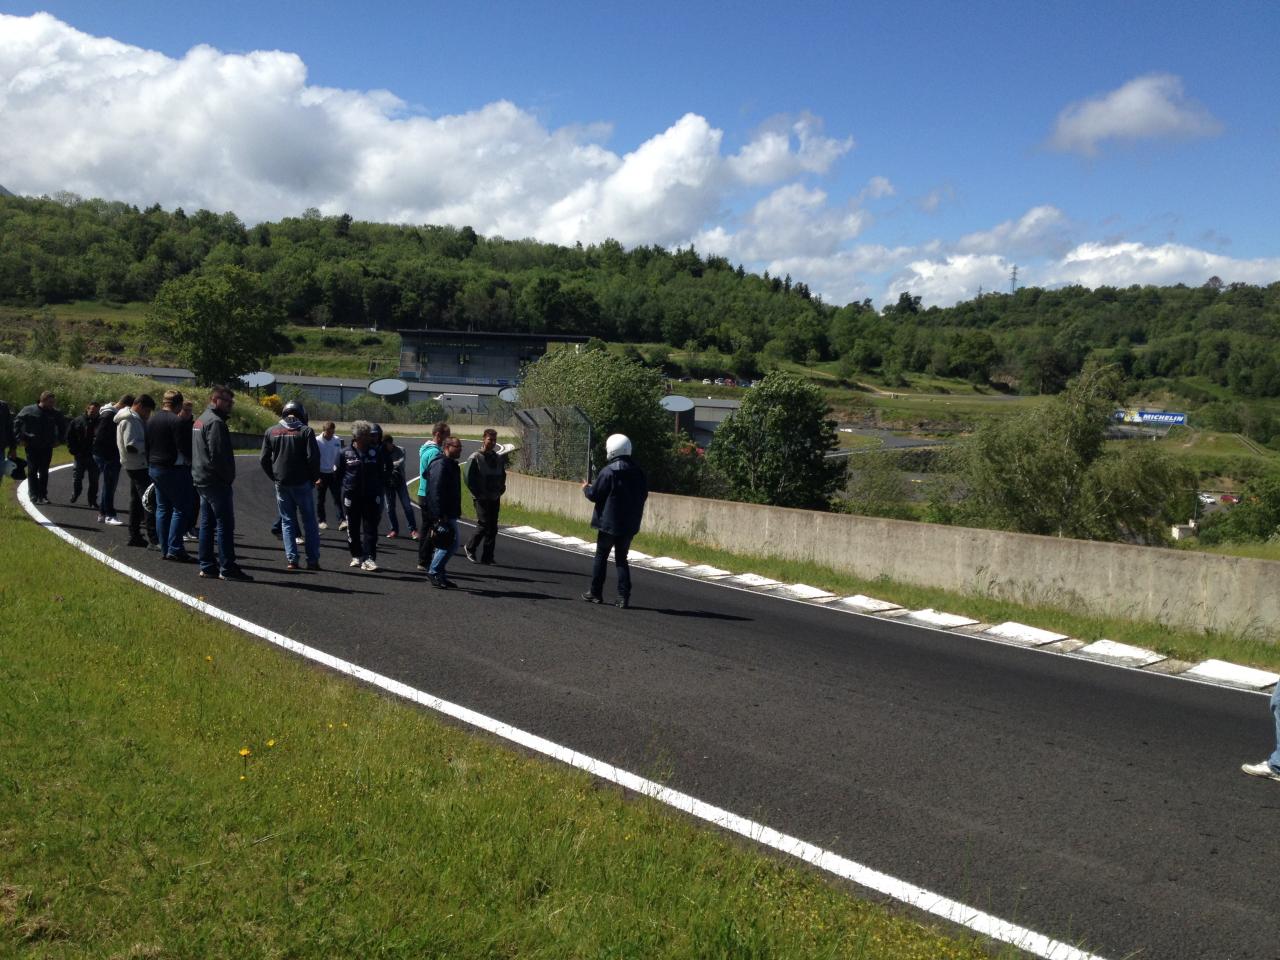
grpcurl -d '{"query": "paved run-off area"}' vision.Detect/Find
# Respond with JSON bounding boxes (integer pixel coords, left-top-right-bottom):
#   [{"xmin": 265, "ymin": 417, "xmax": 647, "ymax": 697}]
[{"xmin": 22, "ymin": 455, "xmax": 1280, "ymax": 959}]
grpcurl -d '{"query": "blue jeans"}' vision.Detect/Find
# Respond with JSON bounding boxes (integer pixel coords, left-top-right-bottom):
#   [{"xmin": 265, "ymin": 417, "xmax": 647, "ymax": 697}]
[
  {"xmin": 95, "ymin": 456, "xmax": 121, "ymax": 518},
  {"xmin": 276, "ymin": 483, "xmax": 321, "ymax": 564},
  {"xmin": 591, "ymin": 531, "xmax": 633, "ymax": 600},
  {"xmin": 1269, "ymin": 684, "xmax": 1280, "ymax": 773},
  {"xmin": 428, "ymin": 518, "xmax": 458, "ymax": 578},
  {"xmin": 149, "ymin": 464, "xmax": 191, "ymax": 557},
  {"xmin": 197, "ymin": 484, "xmax": 237, "ymax": 574},
  {"xmin": 386, "ymin": 481, "xmax": 417, "ymax": 534}
]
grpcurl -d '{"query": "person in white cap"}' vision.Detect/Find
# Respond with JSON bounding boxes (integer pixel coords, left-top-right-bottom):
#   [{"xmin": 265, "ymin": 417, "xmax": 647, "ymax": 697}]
[{"xmin": 580, "ymin": 433, "xmax": 648, "ymax": 608}]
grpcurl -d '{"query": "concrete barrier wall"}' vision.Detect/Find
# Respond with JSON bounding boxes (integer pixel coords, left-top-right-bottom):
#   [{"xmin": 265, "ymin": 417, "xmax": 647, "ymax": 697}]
[{"xmin": 506, "ymin": 472, "xmax": 1280, "ymax": 639}]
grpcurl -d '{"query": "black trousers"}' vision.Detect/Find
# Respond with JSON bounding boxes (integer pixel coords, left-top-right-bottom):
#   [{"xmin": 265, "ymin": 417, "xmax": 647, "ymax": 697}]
[
  {"xmin": 345, "ymin": 495, "xmax": 381, "ymax": 560},
  {"xmin": 316, "ymin": 472, "xmax": 344, "ymax": 523},
  {"xmin": 25, "ymin": 444, "xmax": 53, "ymax": 500},
  {"xmin": 72, "ymin": 455, "xmax": 99, "ymax": 506},
  {"xmin": 126, "ymin": 467, "xmax": 158, "ymax": 543},
  {"xmin": 466, "ymin": 498, "xmax": 501, "ymax": 562},
  {"xmin": 590, "ymin": 531, "xmax": 633, "ymax": 600}
]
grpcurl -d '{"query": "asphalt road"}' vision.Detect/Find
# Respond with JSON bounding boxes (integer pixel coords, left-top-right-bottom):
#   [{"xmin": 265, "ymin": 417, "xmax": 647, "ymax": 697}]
[{"xmin": 34, "ymin": 447, "xmax": 1280, "ymax": 960}]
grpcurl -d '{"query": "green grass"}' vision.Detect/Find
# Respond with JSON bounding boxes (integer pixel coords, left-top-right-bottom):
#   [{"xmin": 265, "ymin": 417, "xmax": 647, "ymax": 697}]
[
  {"xmin": 484, "ymin": 501, "xmax": 1280, "ymax": 673},
  {"xmin": 0, "ymin": 470, "xmax": 1008, "ymax": 959}
]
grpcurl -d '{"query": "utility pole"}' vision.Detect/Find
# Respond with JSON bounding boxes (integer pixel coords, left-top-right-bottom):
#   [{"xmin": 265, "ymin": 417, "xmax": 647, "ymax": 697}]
[{"xmin": 1009, "ymin": 265, "xmax": 1018, "ymax": 294}]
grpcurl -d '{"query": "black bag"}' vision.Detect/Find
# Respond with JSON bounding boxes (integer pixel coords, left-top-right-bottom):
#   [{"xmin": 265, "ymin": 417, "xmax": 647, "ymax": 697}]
[
  {"xmin": 429, "ymin": 521, "xmax": 455, "ymax": 550},
  {"xmin": 7, "ymin": 455, "xmax": 26, "ymax": 482}
]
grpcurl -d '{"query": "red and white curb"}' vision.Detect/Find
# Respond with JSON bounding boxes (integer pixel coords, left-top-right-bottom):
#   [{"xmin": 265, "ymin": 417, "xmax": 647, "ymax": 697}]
[
  {"xmin": 502, "ymin": 525, "xmax": 1279, "ymax": 697},
  {"xmin": 17, "ymin": 471, "xmax": 1107, "ymax": 960}
]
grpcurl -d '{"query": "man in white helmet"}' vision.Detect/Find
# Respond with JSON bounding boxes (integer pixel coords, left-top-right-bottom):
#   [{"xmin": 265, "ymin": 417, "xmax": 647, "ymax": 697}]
[{"xmin": 580, "ymin": 433, "xmax": 648, "ymax": 609}]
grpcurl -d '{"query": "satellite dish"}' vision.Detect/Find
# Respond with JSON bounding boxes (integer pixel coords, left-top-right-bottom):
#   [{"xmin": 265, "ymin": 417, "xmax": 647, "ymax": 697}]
[
  {"xmin": 497, "ymin": 387, "xmax": 519, "ymax": 403},
  {"xmin": 368, "ymin": 377, "xmax": 409, "ymax": 398},
  {"xmin": 241, "ymin": 371, "xmax": 276, "ymax": 390},
  {"xmin": 660, "ymin": 394, "xmax": 695, "ymax": 413}
]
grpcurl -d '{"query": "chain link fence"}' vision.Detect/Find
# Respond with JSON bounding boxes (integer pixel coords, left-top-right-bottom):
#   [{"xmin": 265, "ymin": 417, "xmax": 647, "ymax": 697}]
[{"xmin": 512, "ymin": 405, "xmax": 593, "ymax": 480}]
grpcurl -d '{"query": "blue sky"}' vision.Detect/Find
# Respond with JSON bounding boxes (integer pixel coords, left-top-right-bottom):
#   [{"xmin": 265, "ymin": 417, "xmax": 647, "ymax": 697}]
[{"xmin": 1, "ymin": 1, "xmax": 1276, "ymax": 306}]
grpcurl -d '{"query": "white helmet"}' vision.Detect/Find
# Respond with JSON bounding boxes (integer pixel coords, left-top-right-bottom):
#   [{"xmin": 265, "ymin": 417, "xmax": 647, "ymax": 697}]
[{"xmin": 605, "ymin": 433, "xmax": 632, "ymax": 459}]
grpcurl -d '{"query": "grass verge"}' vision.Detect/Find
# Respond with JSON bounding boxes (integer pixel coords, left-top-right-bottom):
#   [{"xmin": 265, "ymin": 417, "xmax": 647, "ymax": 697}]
[
  {"xmin": 484, "ymin": 500, "xmax": 1280, "ymax": 674},
  {"xmin": 0, "ymin": 474, "xmax": 1006, "ymax": 958}
]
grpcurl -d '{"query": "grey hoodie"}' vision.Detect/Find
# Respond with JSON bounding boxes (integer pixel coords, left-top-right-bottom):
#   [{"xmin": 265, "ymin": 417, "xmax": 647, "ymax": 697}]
[{"xmin": 115, "ymin": 406, "xmax": 148, "ymax": 471}]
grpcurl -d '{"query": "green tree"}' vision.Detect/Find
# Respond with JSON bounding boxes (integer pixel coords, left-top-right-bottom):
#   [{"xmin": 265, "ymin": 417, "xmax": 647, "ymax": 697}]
[
  {"xmin": 518, "ymin": 346, "xmax": 672, "ymax": 488},
  {"xmin": 1197, "ymin": 474, "xmax": 1280, "ymax": 545},
  {"xmin": 951, "ymin": 365, "xmax": 1195, "ymax": 541},
  {"xmin": 148, "ymin": 265, "xmax": 282, "ymax": 386},
  {"xmin": 28, "ymin": 308, "xmax": 62, "ymax": 362},
  {"xmin": 63, "ymin": 330, "xmax": 87, "ymax": 369},
  {"xmin": 705, "ymin": 372, "xmax": 845, "ymax": 509}
]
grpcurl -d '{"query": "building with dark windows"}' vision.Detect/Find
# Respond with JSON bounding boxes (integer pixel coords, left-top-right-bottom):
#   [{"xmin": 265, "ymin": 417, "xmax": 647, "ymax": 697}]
[{"xmin": 396, "ymin": 330, "xmax": 590, "ymax": 385}]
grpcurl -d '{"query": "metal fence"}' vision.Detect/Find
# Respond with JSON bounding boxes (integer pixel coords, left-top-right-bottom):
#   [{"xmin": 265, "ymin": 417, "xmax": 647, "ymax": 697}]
[{"xmin": 512, "ymin": 405, "xmax": 593, "ymax": 481}]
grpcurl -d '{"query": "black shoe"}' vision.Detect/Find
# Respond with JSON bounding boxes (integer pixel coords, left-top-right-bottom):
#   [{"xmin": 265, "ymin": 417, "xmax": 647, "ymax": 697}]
[
  {"xmin": 581, "ymin": 592, "xmax": 602, "ymax": 604},
  {"xmin": 480, "ymin": 557, "xmax": 495, "ymax": 565},
  {"xmin": 427, "ymin": 573, "xmax": 445, "ymax": 589},
  {"xmin": 305, "ymin": 560, "xmax": 321, "ymax": 571},
  {"xmin": 220, "ymin": 566, "xmax": 254, "ymax": 582},
  {"xmin": 127, "ymin": 537, "xmax": 149, "ymax": 548},
  {"xmin": 70, "ymin": 491, "xmax": 80, "ymax": 503},
  {"xmin": 463, "ymin": 544, "xmax": 477, "ymax": 563},
  {"xmin": 442, "ymin": 578, "xmax": 458, "ymax": 589},
  {"xmin": 615, "ymin": 597, "xmax": 630, "ymax": 609},
  {"xmin": 166, "ymin": 552, "xmax": 196, "ymax": 564}
]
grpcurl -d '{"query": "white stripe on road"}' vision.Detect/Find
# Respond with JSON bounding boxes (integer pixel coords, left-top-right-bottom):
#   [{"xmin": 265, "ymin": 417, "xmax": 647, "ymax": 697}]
[{"xmin": 17, "ymin": 470, "xmax": 1107, "ymax": 960}]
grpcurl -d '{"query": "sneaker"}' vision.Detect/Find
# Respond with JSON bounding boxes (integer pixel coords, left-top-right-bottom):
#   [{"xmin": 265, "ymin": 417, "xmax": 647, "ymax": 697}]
[
  {"xmin": 105, "ymin": 516, "xmax": 124, "ymax": 526},
  {"xmin": 386, "ymin": 531, "xmax": 398, "ymax": 539},
  {"xmin": 349, "ymin": 558, "xmax": 363, "ymax": 568},
  {"xmin": 166, "ymin": 552, "xmax": 196, "ymax": 564},
  {"xmin": 338, "ymin": 520, "xmax": 349, "ymax": 531},
  {"xmin": 95, "ymin": 513, "xmax": 104, "ymax": 523},
  {"xmin": 318, "ymin": 521, "xmax": 328, "ymax": 530},
  {"xmin": 428, "ymin": 573, "xmax": 446, "ymax": 589},
  {"xmin": 615, "ymin": 597, "xmax": 630, "ymax": 609},
  {"xmin": 581, "ymin": 592, "xmax": 602, "ymax": 604},
  {"xmin": 305, "ymin": 560, "xmax": 321, "ymax": 571},
  {"xmin": 286, "ymin": 561, "xmax": 300, "ymax": 571},
  {"xmin": 220, "ymin": 567, "xmax": 254, "ymax": 582},
  {"xmin": 184, "ymin": 532, "xmax": 198, "ymax": 542},
  {"xmin": 416, "ymin": 563, "xmax": 429, "ymax": 572},
  {"xmin": 1241, "ymin": 761, "xmax": 1280, "ymax": 781},
  {"xmin": 410, "ymin": 530, "xmax": 420, "ymax": 540},
  {"xmin": 463, "ymin": 544, "xmax": 477, "ymax": 563},
  {"xmin": 198, "ymin": 569, "xmax": 218, "ymax": 579},
  {"xmin": 361, "ymin": 559, "xmax": 379, "ymax": 572}
]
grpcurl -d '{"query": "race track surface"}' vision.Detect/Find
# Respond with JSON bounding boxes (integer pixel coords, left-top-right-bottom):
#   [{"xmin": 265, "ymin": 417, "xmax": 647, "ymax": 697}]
[{"xmin": 31, "ymin": 448, "xmax": 1280, "ymax": 960}]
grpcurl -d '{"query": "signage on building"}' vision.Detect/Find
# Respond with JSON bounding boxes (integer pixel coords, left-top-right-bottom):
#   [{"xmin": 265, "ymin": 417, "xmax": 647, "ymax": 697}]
[{"xmin": 1113, "ymin": 409, "xmax": 1187, "ymax": 426}]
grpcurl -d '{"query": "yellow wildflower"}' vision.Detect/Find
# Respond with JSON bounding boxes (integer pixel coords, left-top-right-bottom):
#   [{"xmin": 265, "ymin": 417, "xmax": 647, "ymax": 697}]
[{"xmin": 239, "ymin": 747, "xmax": 252, "ymax": 757}]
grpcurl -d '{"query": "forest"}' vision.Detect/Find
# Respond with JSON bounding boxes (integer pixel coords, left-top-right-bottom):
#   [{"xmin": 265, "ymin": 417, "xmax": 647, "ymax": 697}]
[{"xmin": 2, "ymin": 193, "xmax": 1279, "ymax": 423}]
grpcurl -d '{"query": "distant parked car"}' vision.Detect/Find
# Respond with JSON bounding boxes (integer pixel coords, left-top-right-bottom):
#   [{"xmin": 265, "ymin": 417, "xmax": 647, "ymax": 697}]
[
  {"xmin": 702, "ymin": 378, "xmax": 712, "ymax": 384},
  {"xmin": 1198, "ymin": 492, "xmax": 1217, "ymax": 506},
  {"xmin": 1220, "ymin": 494, "xmax": 1240, "ymax": 505}
]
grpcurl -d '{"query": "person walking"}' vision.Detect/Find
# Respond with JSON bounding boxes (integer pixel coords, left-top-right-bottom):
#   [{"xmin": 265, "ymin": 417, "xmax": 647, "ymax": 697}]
[
  {"xmin": 1242, "ymin": 686, "xmax": 1280, "ymax": 783},
  {"xmin": 581, "ymin": 433, "xmax": 648, "ymax": 609},
  {"xmin": 116, "ymin": 395, "xmax": 158, "ymax": 548},
  {"xmin": 66, "ymin": 400, "xmax": 101, "ymax": 508},
  {"xmin": 92, "ymin": 394, "xmax": 131, "ymax": 525},
  {"xmin": 463, "ymin": 428, "xmax": 506, "ymax": 565},
  {"xmin": 260, "ymin": 401, "xmax": 322, "ymax": 571},
  {"xmin": 424, "ymin": 436, "xmax": 463, "ymax": 588},
  {"xmin": 14, "ymin": 390, "xmax": 67, "ymax": 504},
  {"xmin": 145, "ymin": 390, "xmax": 193, "ymax": 562},
  {"xmin": 315, "ymin": 420, "xmax": 345, "ymax": 530},
  {"xmin": 337, "ymin": 420, "xmax": 390, "ymax": 571},
  {"xmin": 383, "ymin": 433, "xmax": 418, "ymax": 541},
  {"xmin": 415, "ymin": 421, "xmax": 450, "ymax": 570},
  {"xmin": 192, "ymin": 385, "xmax": 251, "ymax": 581}
]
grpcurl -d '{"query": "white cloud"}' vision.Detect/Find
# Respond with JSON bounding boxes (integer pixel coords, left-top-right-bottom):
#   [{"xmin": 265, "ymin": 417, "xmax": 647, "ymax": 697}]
[
  {"xmin": 885, "ymin": 254, "xmax": 1013, "ymax": 307},
  {"xmin": 1048, "ymin": 73, "xmax": 1222, "ymax": 156},
  {"xmin": 918, "ymin": 184, "xmax": 954, "ymax": 213},
  {"xmin": 0, "ymin": 12, "xmax": 844, "ymax": 249},
  {"xmin": 956, "ymin": 205, "xmax": 1074, "ymax": 258},
  {"xmin": 858, "ymin": 176, "xmax": 895, "ymax": 201},
  {"xmin": 691, "ymin": 182, "xmax": 869, "ymax": 263},
  {"xmin": 1043, "ymin": 241, "xmax": 1280, "ymax": 288}
]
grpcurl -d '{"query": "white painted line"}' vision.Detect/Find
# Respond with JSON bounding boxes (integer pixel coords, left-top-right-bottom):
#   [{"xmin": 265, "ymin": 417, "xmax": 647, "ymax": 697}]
[
  {"xmin": 626, "ymin": 550, "xmax": 652, "ymax": 561},
  {"xmin": 771, "ymin": 583, "xmax": 836, "ymax": 601},
  {"xmin": 506, "ymin": 525, "xmax": 542, "ymax": 535},
  {"xmin": 1183, "ymin": 659, "xmax": 1280, "ymax": 691},
  {"xmin": 683, "ymin": 564, "xmax": 732, "ymax": 578},
  {"xmin": 834, "ymin": 595, "xmax": 903, "ymax": 613},
  {"xmin": 528, "ymin": 530, "xmax": 569, "ymax": 541},
  {"xmin": 16, "ymin": 475, "xmax": 1112, "ymax": 960},
  {"xmin": 1074, "ymin": 640, "xmax": 1166, "ymax": 668},
  {"xmin": 556, "ymin": 536, "xmax": 591, "ymax": 548},
  {"xmin": 905, "ymin": 608, "xmax": 980, "ymax": 629},
  {"xmin": 986, "ymin": 622, "xmax": 1069, "ymax": 647},
  {"xmin": 645, "ymin": 556, "xmax": 689, "ymax": 570},
  {"xmin": 724, "ymin": 572, "xmax": 782, "ymax": 589}
]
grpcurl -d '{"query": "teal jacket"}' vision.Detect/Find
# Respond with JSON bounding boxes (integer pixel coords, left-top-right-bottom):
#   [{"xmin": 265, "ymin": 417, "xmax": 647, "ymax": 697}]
[{"xmin": 417, "ymin": 440, "xmax": 443, "ymax": 498}]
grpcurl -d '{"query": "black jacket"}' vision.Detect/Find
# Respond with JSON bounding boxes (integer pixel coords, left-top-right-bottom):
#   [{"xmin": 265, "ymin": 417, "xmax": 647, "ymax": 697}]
[
  {"xmin": 584, "ymin": 455, "xmax": 648, "ymax": 537},
  {"xmin": 425, "ymin": 454, "xmax": 462, "ymax": 520},
  {"xmin": 91, "ymin": 405, "xmax": 121, "ymax": 461},
  {"xmin": 384, "ymin": 443, "xmax": 407, "ymax": 488},
  {"xmin": 66, "ymin": 413, "xmax": 98, "ymax": 460},
  {"xmin": 465, "ymin": 448, "xmax": 506, "ymax": 501},
  {"xmin": 337, "ymin": 444, "xmax": 390, "ymax": 501},
  {"xmin": 0, "ymin": 401, "xmax": 14, "ymax": 452},
  {"xmin": 14, "ymin": 404, "xmax": 66, "ymax": 448},
  {"xmin": 260, "ymin": 416, "xmax": 321, "ymax": 486},
  {"xmin": 192, "ymin": 404, "xmax": 235, "ymax": 487},
  {"xmin": 145, "ymin": 409, "xmax": 183, "ymax": 468}
]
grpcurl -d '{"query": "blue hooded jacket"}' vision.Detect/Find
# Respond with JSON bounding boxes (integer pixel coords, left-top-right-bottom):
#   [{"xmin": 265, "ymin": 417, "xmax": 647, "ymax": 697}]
[{"xmin": 583, "ymin": 455, "xmax": 648, "ymax": 537}]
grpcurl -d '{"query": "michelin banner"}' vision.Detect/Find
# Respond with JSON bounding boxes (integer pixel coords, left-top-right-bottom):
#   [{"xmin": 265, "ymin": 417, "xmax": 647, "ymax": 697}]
[{"xmin": 1113, "ymin": 409, "xmax": 1187, "ymax": 426}]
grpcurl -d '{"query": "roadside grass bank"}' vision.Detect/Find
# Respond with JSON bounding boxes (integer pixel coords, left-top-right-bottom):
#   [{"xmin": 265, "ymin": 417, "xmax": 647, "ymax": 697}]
[
  {"xmin": 0, "ymin": 481, "xmax": 1007, "ymax": 959},
  {"xmin": 480, "ymin": 499, "xmax": 1280, "ymax": 674}
]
